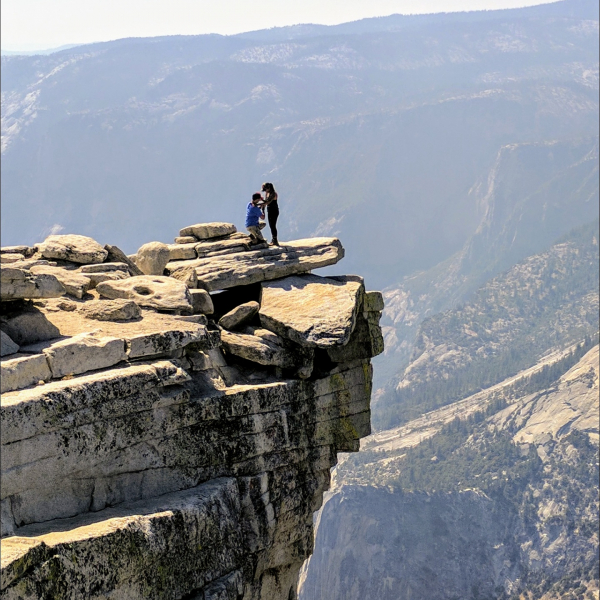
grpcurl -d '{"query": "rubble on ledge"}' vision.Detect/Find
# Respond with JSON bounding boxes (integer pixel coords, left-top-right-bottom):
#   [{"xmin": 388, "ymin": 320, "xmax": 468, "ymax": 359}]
[{"xmin": 1, "ymin": 223, "xmax": 383, "ymax": 600}]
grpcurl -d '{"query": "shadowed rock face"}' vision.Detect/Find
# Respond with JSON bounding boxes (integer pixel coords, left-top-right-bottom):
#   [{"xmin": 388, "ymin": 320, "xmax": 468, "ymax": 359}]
[{"xmin": 0, "ymin": 226, "xmax": 382, "ymax": 600}]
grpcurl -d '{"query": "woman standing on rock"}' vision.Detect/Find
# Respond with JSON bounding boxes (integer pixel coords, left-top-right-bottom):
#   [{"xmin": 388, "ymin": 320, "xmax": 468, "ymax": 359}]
[{"xmin": 261, "ymin": 182, "xmax": 279, "ymax": 246}]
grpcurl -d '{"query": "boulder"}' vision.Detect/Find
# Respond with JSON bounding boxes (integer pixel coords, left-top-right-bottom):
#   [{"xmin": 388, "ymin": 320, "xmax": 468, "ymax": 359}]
[
  {"xmin": 190, "ymin": 289, "xmax": 214, "ymax": 315},
  {"xmin": 1, "ymin": 354, "xmax": 52, "ymax": 393},
  {"xmin": 79, "ymin": 262, "xmax": 129, "ymax": 273},
  {"xmin": 259, "ymin": 273, "xmax": 363, "ymax": 348},
  {"xmin": 96, "ymin": 276, "xmax": 193, "ymax": 313},
  {"xmin": 1, "ymin": 245, "xmax": 34, "ymax": 258},
  {"xmin": 219, "ymin": 301, "xmax": 259, "ymax": 331},
  {"xmin": 37, "ymin": 234, "xmax": 108, "ymax": 264},
  {"xmin": 104, "ymin": 245, "xmax": 144, "ymax": 276},
  {"xmin": 134, "ymin": 242, "xmax": 171, "ymax": 276},
  {"xmin": 0, "ymin": 267, "xmax": 65, "ymax": 300},
  {"xmin": 168, "ymin": 243, "xmax": 198, "ymax": 261},
  {"xmin": 1, "ymin": 331, "xmax": 20, "ymax": 357},
  {"xmin": 1, "ymin": 306, "xmax": 61, "ymax": 346},
  {"xmin": 1, "ymin": 254, "xmax": 26, "ymax": 264},
  {"xmin": 169, "ymin": 238, "xmax": 345, "ymax": 292},
  {"xmin": 221, "ymin": 329, "xmax": 313, "ymax": 378},
  {"xmin": 30, "ymin": 265, "xmax": 92, "ymax": 299},
  {"xmin": 43, "ymin": 333, "xmax": 127, "ymax": 379},
  {"xmin": 179, "ymin": 223, "xmax": 237, "ymax": 240},
  {"xmin": 175, "ymin": 235, "xmax": 198, "ymax": 244},
  {"xmin": 79, "ymin": 299, "xmax": 141, "ymax": 322}
]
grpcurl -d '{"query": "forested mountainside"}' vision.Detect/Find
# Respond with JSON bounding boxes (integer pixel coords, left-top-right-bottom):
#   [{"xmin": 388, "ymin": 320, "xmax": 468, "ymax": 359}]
[
  {"xmin": 375, "ymin": 219, "xmax": 599, "ymax": 429},
  {"xmin": 300, "ymin": 211, "xmax": 599, "ymax": 598},
  {"xmin": 1, "ymin": 1, "xmax": 598, "ymax": 297},
  {"xmin": 299, "ymin": 343, "xmax": 599, "ymax": 600}
]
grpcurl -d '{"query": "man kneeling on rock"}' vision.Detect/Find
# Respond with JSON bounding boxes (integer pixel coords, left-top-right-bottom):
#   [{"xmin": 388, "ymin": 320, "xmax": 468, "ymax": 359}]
[{"xmin": 246, "ymin": 192, "xmax": 267, "ymax": 244}]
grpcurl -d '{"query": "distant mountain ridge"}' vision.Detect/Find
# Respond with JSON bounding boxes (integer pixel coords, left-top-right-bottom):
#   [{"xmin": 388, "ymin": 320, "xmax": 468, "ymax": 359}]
[{"xmin": 2, "ymin": 1, "xmax": 597, "ymax": 297}]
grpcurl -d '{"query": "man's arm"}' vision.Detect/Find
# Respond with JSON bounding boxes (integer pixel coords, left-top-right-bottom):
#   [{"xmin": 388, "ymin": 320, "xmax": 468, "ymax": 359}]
[{"xmin": 263, "ymin": 192, "xmax": 277, "ymax": 207}]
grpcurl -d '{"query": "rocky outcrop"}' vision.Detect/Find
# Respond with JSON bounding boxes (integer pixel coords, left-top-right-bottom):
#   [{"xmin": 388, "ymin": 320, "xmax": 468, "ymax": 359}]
[
  {"xmin": 166, "ymin": 237, "xmax": 345, "ymax": 291},
  {"xmin": 134, "ymin": 241, "xmax": 171, "ymax": 275},
  {"xmin": 0, "ymin": 267, "xmax": 65, "ymax": 300},
  {"xmin": 96, "ymin": 275, "xmax": 193, "ymax": 312},
  {"xmin": 36, "ymin": 234, "xmax": 108, "ymax": 264},
  {"xmin": 1, "ymin": 225, "xmax": 383, "ymax": 600}
]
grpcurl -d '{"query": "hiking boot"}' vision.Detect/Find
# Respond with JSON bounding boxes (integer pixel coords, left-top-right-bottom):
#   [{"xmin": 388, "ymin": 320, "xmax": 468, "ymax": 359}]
[{"xmin": 270, "ymin": 238, "xmax": 279, "ymax": 246}]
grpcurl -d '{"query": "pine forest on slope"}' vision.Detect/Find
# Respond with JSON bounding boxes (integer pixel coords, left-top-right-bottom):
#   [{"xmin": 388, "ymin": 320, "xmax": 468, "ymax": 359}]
[
  {"xmin": 300, "ymin": 342, "xmax": 599, "ymax": 600},
  {"xmin": 375, "ymin": 218, "xmax": 599, "ymax": 429}
]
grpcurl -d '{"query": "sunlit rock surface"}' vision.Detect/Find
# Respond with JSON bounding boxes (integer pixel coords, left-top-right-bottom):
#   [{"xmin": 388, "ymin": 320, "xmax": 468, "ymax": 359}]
[{"xmin": 0, "ymin": 226, "xmax": 383, "ymax": 600}]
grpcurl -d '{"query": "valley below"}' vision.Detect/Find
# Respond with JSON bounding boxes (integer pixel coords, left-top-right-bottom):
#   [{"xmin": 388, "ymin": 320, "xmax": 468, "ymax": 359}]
[{"xmin": 299, "ymin": 344, "xmax": 599, "ymax": 600}]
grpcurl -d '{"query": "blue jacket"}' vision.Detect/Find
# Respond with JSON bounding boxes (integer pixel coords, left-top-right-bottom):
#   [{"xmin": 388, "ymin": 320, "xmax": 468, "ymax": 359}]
[{"xmin": 246, "ymin": 203, "xmax": 263, "ymax": 227}]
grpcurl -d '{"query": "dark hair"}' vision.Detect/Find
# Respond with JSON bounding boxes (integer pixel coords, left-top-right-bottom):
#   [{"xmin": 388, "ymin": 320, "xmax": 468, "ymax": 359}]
[
  {"xmin": 261, "ymin": 182, "xmax": 275, "ymax": 193},
  {"xmin": 252, "ymin": 192, "xmax": 262, "ymax": 201}
]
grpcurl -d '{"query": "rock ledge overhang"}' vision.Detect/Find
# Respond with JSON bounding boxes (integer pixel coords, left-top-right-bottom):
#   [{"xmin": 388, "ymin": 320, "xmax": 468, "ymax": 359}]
[{"xmin": 1, "ymin": 225, "xmax": 383, "ymax": 600}]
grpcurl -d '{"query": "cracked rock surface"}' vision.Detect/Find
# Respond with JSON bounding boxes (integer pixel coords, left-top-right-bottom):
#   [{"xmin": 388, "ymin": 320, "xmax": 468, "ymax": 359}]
[{"xmin": 1, "ymin": 224, "xmax": 383, "ymax": 600}]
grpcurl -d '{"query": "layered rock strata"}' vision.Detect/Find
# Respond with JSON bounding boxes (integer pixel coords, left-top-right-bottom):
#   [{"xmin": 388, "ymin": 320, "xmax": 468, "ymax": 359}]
[{"xmin": 0, "ymin": 225, "xmax": 383, "ymax": 600}]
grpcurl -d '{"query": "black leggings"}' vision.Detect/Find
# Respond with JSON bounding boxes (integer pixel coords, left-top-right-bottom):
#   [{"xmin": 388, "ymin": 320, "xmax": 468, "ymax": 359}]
[{"xmin": 267, "ymin": 201, "xmax": 279, "ymax": 240}]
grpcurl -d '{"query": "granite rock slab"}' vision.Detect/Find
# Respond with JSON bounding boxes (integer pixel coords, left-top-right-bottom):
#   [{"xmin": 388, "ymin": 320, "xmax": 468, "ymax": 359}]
[
  {"xmin": 0, "ymin": 354, "xmax": 51, "ymax": 394},
  {"xmin": 36, "ymin": 234, "xmax": 108, "ymax": 264},
  {"xmin": 179, "ymin": 222, "xmax": 237, "ymax": 240},
  {"xmin": 79, "ymin": 262, "xmax": 129, "ymax": 273},
  {"xmin": 175, "ymin": 235, "xmax": 198, "ymax": 244},
  {"xmin": 170, "ymin": 238, "xmax": 344, "ymax": 292},
  {"xmin": 30, "ymin": 265, "xmax": 92, "ymax": 299},
  {"xmin": 0, "ymin": 254, "xmax": 25, "ymax": 264},
  {"xmin": 219, "ymin": 301, "xmax": 260, "ymax": 331},
  {"xmin": 1, "ymin": 246, "xmax": 34, "ymax": 258},
  {"xmin": 0, "ymin": 480, "xmax": 244, "ymax": 599},
  {"xmin": 221, "ymin": 328, "xmax": 313, "ymax": 377},
  {"xmin": 42, "ymin": 332, "xmax": 127, "ymax": 378},
  {"xmin": 96, "ymin": 276, "xmax": 193, "ymax": 312},
  {"xmin": 259, "ymin": 273, "xmax": 363, "ymax": 348},
  {"xmin": 0, "ymin": 267, "xmax": 65, "ymax": 300},
  {"xmin": 127, "ymin": 324, "xmax": 218, "ymax": 359},
  {"xmin": 79, "ymin": 299, "xmax": 141, "ymax": 322}
]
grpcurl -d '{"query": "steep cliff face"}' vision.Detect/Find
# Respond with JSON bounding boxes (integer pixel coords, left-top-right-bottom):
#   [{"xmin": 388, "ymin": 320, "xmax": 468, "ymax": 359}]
[
  {"xmin": 299, "ymin": 346, "xmax": 599, "ymax": 600},
  {"xmin": 0, "ymin": 226, "xmax": 383, "ymax": 599}
]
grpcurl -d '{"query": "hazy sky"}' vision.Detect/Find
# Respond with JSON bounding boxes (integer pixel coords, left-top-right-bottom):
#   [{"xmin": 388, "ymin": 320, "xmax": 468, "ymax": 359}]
[{"xmin": 2, "ymin": 0, "xmax": 557, "ymax": 50}]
